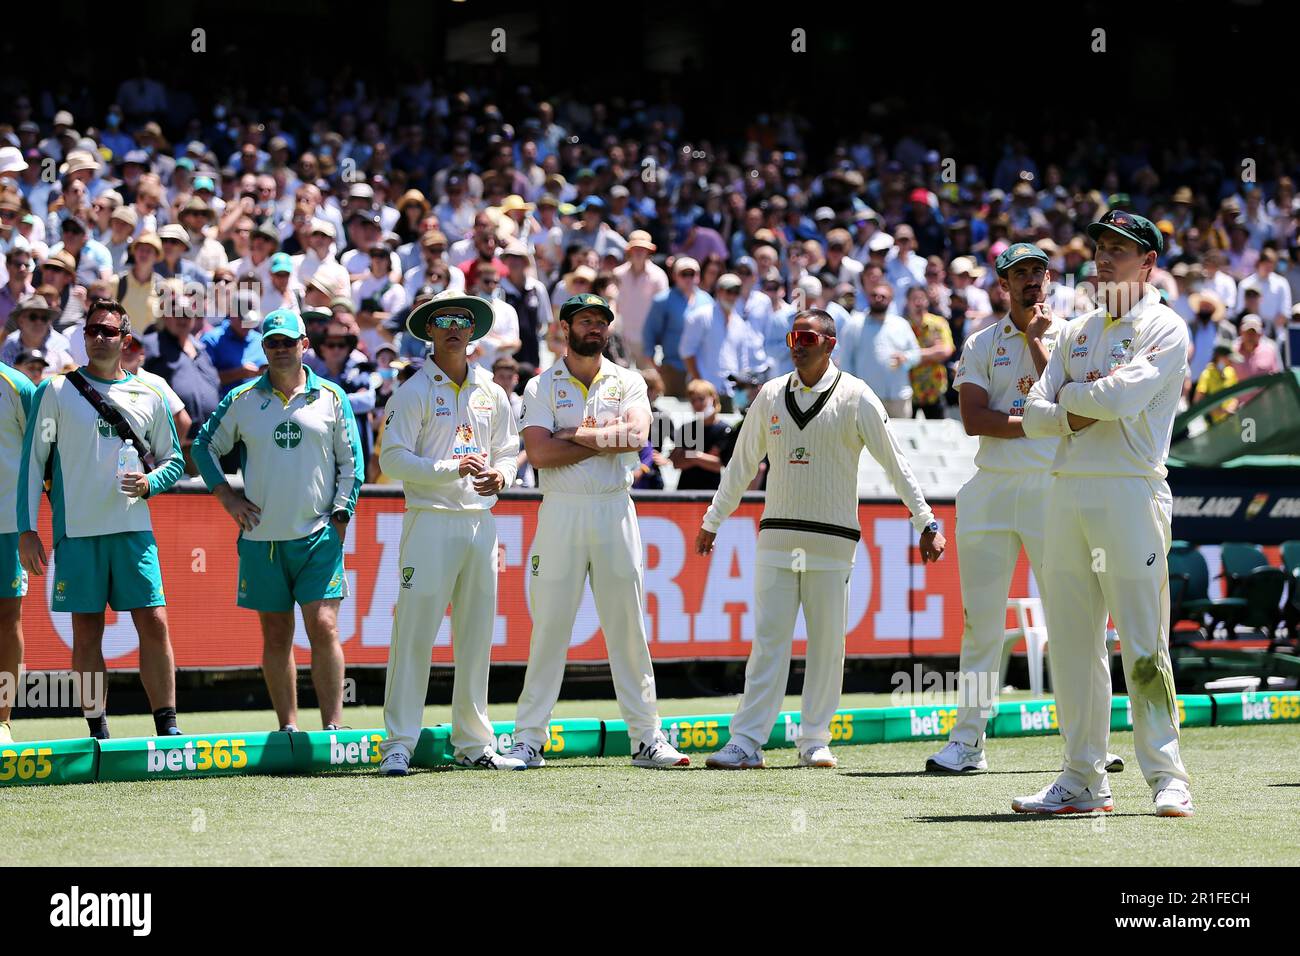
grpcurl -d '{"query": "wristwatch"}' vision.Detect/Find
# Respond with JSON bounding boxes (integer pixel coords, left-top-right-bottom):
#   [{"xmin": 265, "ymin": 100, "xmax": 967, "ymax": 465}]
[
  {"xmin": 923, "ymin": 520, "xmax": 940, "ymax": 535},
  {"xmin": 332, "ymin": 510, "xmax": 351, "ymax": 525}
]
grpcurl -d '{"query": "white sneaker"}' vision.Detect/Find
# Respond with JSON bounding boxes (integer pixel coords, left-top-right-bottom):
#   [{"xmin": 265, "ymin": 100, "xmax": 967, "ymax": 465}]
[
  {"xmin": 379, "ymin": 749, "xmax": 410, "ymax": 777},
  {"xmin": 926, "ymin": 740, "xmax": 988, "ymax": 773},
  {"xmin": 1012, "ymin": 781, "xmax": 1113, "ymax": 814},
  {"xmin": 504, "ymin": 741, "xmax": 545, "ymax": 769},
  {"xmin": 1154, "ymin": 784, "xmax": 1195, "ymax": 817},
  {"xmin": 455, "ymin": 749, "xmax": 527, "ymax": 771},
  {"xmin": 632, "ymin": 732, "xmax": 690, "ymax": 768},
  {"xmin": 0, "ymin": 720, "xmax": 11, "ymax": 744},
  {"xmin": 798, "ymin": 744, "xmax": 838, "ymax": 768},
  {"xmin": 705, "ymin": 741, "xmax": 765, "ymax": 769},
  {"xmin": 1105, "ymin": 753, "xmax": 1125, "ymax": 773}
]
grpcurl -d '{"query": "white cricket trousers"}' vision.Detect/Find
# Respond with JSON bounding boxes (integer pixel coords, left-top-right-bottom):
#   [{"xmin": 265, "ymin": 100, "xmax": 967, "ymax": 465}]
[
  {"xmin": 382, "ymin": 508, "xmax": 498, "ymax": 759},
  {"xmin": 1041, "ymin": 474, "xmax": 1190, "ymax": 794},
  {"xmin": 949, "ymin": 469, "xmax": 1054, "ymax": 747},
  {"xmin": 728, "ymin": 563, "xmax": 851, "ymax": 754},
  {"xmin": 514, "ymin": 491, "xmax": 662, "ymax": 751}
]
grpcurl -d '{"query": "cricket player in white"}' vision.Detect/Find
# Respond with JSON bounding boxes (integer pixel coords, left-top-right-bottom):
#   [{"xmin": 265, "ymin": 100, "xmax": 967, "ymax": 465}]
[
  {"xmin": 698, "ymin": 309, "xmax": 945, "ymax": 770},
  {"xmin": 926, "ymin": 244, "xmax": 1124, "ymax": 775},
  {"xmin": 193, "ymin": 309, "xmax": 363, "ymax": 734},
  {"xmin": 1016, "ymin": 211, "xmax": 1194, "ymax": 817},
  {"xmin": 0, "ymin": 361, "xmax": 35, "ymax": 743},
  {"xmin": 377, "ymin": 291, "xmax": 524, "ymax": 774},
  {"xmin": 506, "ymin": 292, "xmax": 690, "ymax": 769}
]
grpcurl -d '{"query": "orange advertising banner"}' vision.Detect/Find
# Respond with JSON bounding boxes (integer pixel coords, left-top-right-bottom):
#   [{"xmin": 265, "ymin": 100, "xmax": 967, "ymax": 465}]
[{"xmin": 21, "ymin": 491, "xmax": 1018, "ymax": 670}]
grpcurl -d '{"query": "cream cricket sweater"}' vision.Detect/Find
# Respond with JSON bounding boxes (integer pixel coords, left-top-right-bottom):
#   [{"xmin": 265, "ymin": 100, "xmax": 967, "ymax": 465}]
[{"xmin": 703, "ymin": 363, "xmax": 934, "ymax": 569}]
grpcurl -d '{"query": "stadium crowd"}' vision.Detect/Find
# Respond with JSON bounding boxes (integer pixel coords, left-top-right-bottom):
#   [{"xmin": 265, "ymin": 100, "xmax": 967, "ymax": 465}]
[{"xmin": 0, "ymin": 78, "xmax": 1293, "ymax": 490}]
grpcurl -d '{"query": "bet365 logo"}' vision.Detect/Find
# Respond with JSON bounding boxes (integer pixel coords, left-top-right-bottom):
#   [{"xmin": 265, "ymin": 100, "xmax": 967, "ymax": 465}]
[{"xmin": 273, "ymin": 421, "xmax": 303, "ymax": 448}]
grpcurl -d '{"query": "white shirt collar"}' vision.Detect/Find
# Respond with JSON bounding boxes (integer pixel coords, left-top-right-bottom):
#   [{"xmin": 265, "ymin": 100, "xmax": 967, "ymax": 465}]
[{"xmin": 789, "ymin": 361, "xmax": 839, "ymax": 394}]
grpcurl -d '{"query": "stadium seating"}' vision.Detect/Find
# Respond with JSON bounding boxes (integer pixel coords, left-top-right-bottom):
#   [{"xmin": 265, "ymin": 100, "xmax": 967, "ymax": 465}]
[
  {"xmin": 1003, "ymin": 598, "xmax": 1049, "ymax": 696},
  {"xmin": 1167, "ymin": 543, "xmax": 1249, "ymax": 640},
  {"xmin": 1219, "ymin": 543, "xmax": 1289, "ymax": 641}
]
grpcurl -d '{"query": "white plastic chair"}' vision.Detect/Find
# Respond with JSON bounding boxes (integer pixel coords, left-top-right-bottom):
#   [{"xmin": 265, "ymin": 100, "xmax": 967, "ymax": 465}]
[{"xmin": 1004, "ymin": 598, "xmax": 1049, "ymax": 696}]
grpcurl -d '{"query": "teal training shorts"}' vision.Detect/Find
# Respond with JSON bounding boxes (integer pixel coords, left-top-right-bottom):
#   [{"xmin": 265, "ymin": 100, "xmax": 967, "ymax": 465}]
[
  {"xmin": 237, "ymin": 523, "xmax": 346, "ymax": 613},
  {"xmin": 52, "ymin": 531, "xmax": 165, "ymax": 613},
  {"xmin": 0, "ymin": 532, "xmax": 27, "ymax": 599}
]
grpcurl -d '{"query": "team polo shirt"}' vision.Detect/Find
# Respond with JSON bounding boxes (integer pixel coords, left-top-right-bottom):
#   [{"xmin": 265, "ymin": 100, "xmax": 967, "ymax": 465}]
[
  {"xmin": 952, "ymin": 316, "xmax": 1063, "ymax": 473},
  {"xmin": 0, "ymin": 362, "xmax": 36, "ymax": 534},
  {"xmin": 520, "ymin": 357, "xmax": 651, "ymax": 496},
  {"xmin": 378, "ymin": 359, "xmax": 519, "ymax": 511},
  {"xmin": 19, "ymin": 371, "xmax": 184, "ymax": 543},
  {"xmin": 193, "ymin": 366, "xmax": 364, "ymax": 542},
  {"xmin": 1024, "ymin": 288, "xmax": 1190, "ymax": 481}
]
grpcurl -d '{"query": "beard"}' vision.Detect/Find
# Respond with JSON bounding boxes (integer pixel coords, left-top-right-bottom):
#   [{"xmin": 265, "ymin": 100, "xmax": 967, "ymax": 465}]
[{"xmin": 568, "ymin": 328, "xmax": 605, "ymax": 357}]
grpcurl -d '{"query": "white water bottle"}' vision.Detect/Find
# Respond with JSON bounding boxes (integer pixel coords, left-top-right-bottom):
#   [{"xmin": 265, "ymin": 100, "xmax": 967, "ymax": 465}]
[{"xmin": 117, "ymin": 442, "xmax": 140, "ymax": 499}]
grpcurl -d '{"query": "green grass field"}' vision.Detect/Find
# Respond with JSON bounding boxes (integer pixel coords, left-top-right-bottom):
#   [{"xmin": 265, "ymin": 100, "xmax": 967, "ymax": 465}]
[{"xmin": 4, "ymin": 692, "xmax": 1297, "ymax": 866}]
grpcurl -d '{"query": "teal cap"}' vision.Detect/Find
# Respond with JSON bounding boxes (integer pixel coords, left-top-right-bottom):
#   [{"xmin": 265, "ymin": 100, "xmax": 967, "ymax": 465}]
[
  {"xmin": 994, "ymin": 242, "xmax": 1049, "ymax": 276},
  {"xmin": 269, "ymin": 252, "xmax": 293, "ymax": 274},
  {"xmin": 261, "ymin": 309, "xmax": 306, "ymax": 339}
]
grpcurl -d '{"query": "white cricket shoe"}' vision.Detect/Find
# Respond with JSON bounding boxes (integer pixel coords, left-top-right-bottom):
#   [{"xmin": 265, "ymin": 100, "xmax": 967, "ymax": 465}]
[
  {"xmin": 504, "ymin": 741, "xmax": 546, "ymax": 769},
  {"xmin": 926, "ymin": 740, "xmax": 988, "ymax": 773},
  {"xmin": 1012, "ymin": 781, "xmax": 1113, "ymax": 815},
  {"xmin": 705, "ymin": 741, "xmax": 765, "ymax": 770},
  {"xmin": 798, "ymin": 744, "xmax": 838, "ymax": 768},
  {"xmin": 379, "ymin": 749, "xmax": 410, "ymax": 777},
  {"xmin": 455, "ymin": 749, "xmax": 527, "ymax": 771},
  {"xmin": 1105, "ymin": 753, "xmax": 1125, "ymax": 773},
  {"xmin": 1154, "ymin": 784, "xmax": 1195, "ymax": 817},
  {"xmin": 0, "ymin": 720, "xmax": 12, "ymax": 744},
  {"xmin": 632, "ymin": 732, "xmax": 690, "ymax": 768}
]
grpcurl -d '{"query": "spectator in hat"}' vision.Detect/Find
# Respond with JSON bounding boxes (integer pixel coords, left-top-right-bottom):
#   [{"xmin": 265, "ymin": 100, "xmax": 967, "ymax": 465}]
[
  {"xmin": 262, "ymin": 252, "xmax": 304, "ymax": 315},
  {"xmin": 341, "ymin": 212, "xmax": 391, "ymax": 278},
  {"xmin": 499, "ymin": 239, "xmax": 548, "ymax": 368},
  {"xmin": 1235, "ymin": 286, "xmax": 1263, "ymax": 327},
  {"xmin": 1193, "ymin": 342, "xmax": 1241, "ymax": 425},
  {"xmin": 402, "ymin": 230, "xmax": 463, "ymax": 301},
  {"xmin": 613, "ymin": 231, "xmax": 667, "ymax": 368},
  {"xmin": 848, "ymin": 281, "xmax": 921, "ymax": 418},
  {"xmin": 1232, "ymin": 315, "xmax": 1282, "ymax": 385},
  {"xmin": 564, "ymin": 196, "xmax": 628, "ymax": 260},
  {"xmin": 1237, "ymin": 248, "xmax": 1291, "ymax": 338},
  {"xmin": 1, "ymin": 295, "xmax": 73, "ymax": 371},
  {"xmin": 36, "ymin": 251, "xmax": 84, "ymax": 328},
  {"xmin": 115, "ymin": 232, "xmax": 164, "ymax": 333},
  {"xmin": 352, "ymin": 243, "xmax": 407, "ymax": 317},
  {"xmin": 749, "ymin": 266, "xmax": 797, "ymax": 378},
  {"xmin": 643, "ymin": 256, "xmax": 715, "ymax": 399},
  {"xmin": 948, "ymin": 256, "xmax": 992, "ymax": 327},
  {"xmin": 202, "ymin": 290, "xmax": 267, "ymax": 396},
  {"xmin": 155, "ymin": 224, "xmax": 210, "ymax": 287},
  {"xmin": 49, "ymin": 216, "xmax": 113, "ymax": 287},
  {"xmin": 178, "ymin": 198, "xmax": 229, "ymax": 275},
  {"xmin": 88, "ymin": 189, "xmax": 123, "ymax": 243},
  {"xmin": 103, "ymin": 205, "xmax": 139, "ymax": 273},
  {"xmin": 293, "ymin": 219, "xmax": 349, "ymax": 296},
  {"xmin": 14, "ymin": 347, "xmax": 48, "ymax": 385},
  {"xmin": 0, "ymin": 247, "xmax": 35, "ymax": 331},
  {"xmin": 1185, "ymin": 291, "xmax": 1237, "ymax": 385}
]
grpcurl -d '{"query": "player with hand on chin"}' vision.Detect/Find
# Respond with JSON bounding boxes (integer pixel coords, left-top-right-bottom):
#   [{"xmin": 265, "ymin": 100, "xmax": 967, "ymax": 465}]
[
  {"xmin": 697, "ymin": 309, "xmax": 944, "ymax": 771},
  {"xmin": 1015, "ymin": 211, "xmax": 1193, "ymax": 817},
  {"xmin": 926, "ymin": 243, "xmax": 1123, "ymax": 776}
]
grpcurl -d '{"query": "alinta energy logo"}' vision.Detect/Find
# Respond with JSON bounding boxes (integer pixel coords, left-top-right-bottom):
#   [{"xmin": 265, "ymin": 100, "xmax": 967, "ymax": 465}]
[{"xmin": 273, "ymin": 421, "xmax": 303, "ymax": 449}]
